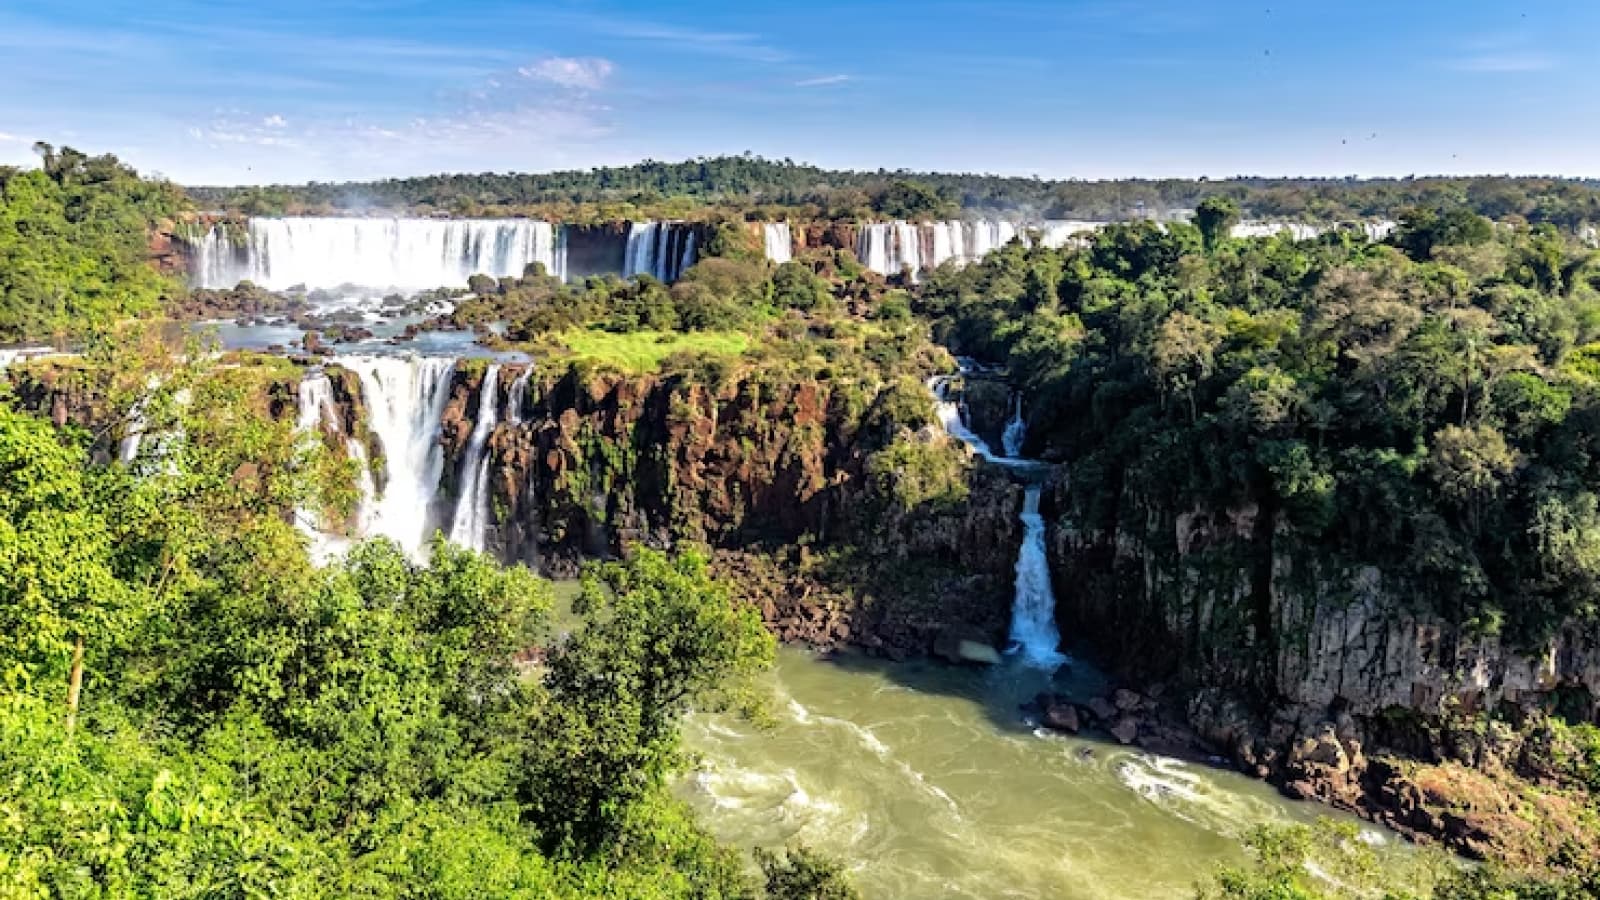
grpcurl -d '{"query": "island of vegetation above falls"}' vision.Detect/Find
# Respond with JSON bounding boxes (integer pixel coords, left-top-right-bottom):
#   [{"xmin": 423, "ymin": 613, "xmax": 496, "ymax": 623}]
[{"xmin": 5, "ymin": 145, "xmax": 1600, "ymax": 898}]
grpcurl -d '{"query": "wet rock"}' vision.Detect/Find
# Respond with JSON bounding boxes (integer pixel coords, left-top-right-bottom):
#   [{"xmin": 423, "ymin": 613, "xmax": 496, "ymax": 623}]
[
  {"xmin": 1113, "ymin": 689, "xmax": 1143, "ymax": 711},
  {"xmin": 1086, "ymin": 697, "xmax": 1117, "ymax": 722},
  {"xmin": 933, "ymin": 628, "xmax": 1001, "ymax": 666},
  {"xmin": 1110, "ymin": 717, "xmax": 1140, "ymax": 745},
  {"xmin": 1038, "ymin": 695, "xmax": 1080, "ymax": 733}
]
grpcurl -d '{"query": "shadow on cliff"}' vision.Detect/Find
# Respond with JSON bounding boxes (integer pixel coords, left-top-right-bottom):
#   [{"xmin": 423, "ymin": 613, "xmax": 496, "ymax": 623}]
[{"xmin": 809, "ymin": 643, "xmax": 1117, "ymax": 740}]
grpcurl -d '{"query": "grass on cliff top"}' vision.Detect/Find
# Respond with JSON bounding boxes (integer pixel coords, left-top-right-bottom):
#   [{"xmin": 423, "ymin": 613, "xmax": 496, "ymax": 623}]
[{"xmin": 551, "ymin": 328, "xmax": 752, "ymax": 373}]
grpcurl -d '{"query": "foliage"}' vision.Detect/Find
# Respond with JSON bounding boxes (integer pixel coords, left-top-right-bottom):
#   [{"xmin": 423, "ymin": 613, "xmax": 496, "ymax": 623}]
[
  {"xmin": 526, "ymin": 549, "xmax": 774, "ymax": 855},
  {"xmin": 920, "ymin": 211, "xmax": 1600, "ymax": 645},
  {"xmin": 551, "ymin": 328, "xmax": 753, "ymax": 374},
  {"xmin": 1197, "ymin": 820, "xmax": 1448, "ymax": 900},
  {"xmin": 755, "ymin": 845, "xmax": 862, "ymax": 900},
  {"xmin": 0, "ymin": 144, "xmax": 186, "ymax": 341},
  {"xmin": 185, "ymin": 155, "xmax": 1600, "ymax": 230},
  {"xmin": 866, "ymin": 435, "xmax": 971, "ymax": 512},
  {"xmin": 0, "ymin": 345, "xmax": 795, "ymax": 897}
]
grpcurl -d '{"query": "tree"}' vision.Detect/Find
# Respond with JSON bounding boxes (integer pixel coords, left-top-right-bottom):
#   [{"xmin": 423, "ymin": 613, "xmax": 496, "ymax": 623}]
[
  {"xmin": 525, "ymin": 548, "xmax": 774, "ymax": 853},
  {"xmin": 756, "ymin": 845, "xmax": 862, "ymax": 900},
  {"xmin": 871, "ymin": 180, "xmax": 956, "ymax": 221},
  {"xmin": 1195, "ymin": 196, "xmax": 1241, "ymax": 252},
  {"xmin": 0, "ymin": 406, "xmax": 136, "ymax": 728},
  {"xmin": 1153, "ymin": 311, "xmax": 1225, "ymax": 422}
]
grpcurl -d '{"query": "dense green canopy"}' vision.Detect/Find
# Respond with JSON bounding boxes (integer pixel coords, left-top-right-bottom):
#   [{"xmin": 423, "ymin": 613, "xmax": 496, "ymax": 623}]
[{"xmin": 0, "ymin": 145, "xmax": 185, "ymax": 342}]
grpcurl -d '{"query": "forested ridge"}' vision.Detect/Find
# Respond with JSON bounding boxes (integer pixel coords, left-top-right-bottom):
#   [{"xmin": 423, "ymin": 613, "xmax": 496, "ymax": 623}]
[
  {"xmin": 9, "ymin": 147, "xmax": 1600, "ymax": 898},
  {"xmin": 923, "ymin": 202, "xmax": 1600, "ymax": 646},
  {"xmin": 0, "ymin": 340, "xmax": 863, "ymax": 898},
  {"xmin": 188, "ymin": 154, "xmax": 1600, "ymax": 227},
  {"xmin": 0, "ymin": 145, "xmax": 187, "ymax": 343}
]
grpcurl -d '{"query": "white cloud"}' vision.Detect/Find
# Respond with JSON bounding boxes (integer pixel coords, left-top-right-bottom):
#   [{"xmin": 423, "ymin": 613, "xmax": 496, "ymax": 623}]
[
  {"xmin": 794, "ymin": 74, "xmax": 850, "ymax": 87},
  {"xmin": 262, "ymin": 114, "xmax": 287, "ymax": 128},
  {"xmin": 518, "ymin": 56, "xmax": 614, "ymax": 90},
  {"xmin": 0, "ymin": 131, "xmax": 27, "ymax": 143}
]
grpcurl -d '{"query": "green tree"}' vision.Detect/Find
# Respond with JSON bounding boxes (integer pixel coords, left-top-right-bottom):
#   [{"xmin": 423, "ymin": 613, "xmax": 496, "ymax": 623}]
[
  {"xmin": 526, "ymin": 548, "xmax": 775, "ymax": 853},
  {"xmin": 756, "ymin": 845, "xmax": 862, "ymax": 900},
  {"xmin": 0, "ymin": 406, "xmax": 136, "ymax": 728},
  {"xmin": 1195, "ymin": 196, "xmax": 1241, "ymax": 252}
]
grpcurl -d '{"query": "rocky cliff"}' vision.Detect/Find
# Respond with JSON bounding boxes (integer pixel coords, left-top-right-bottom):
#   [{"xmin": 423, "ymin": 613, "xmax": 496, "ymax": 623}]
[
  {"xmin": 1044, "ymin": 478, "xmax": 1600, "ymax": 860},
  {"xmin": 382, "ymin": 360, "xmax": 1022, "ymax": 657}
]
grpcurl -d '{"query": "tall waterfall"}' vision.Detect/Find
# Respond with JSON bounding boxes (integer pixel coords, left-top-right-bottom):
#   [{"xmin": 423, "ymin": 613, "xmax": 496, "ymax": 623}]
[
  {"xmin": 928, "ymin": 370, "xmax": 1064, "ymax": 668},
  {"xmin": 448, "ymin": 364, "xmax": 501, "ymax": 553},
  {"xmin": 346, "ymin": 355, "xmax": 456, "ymax": 559},
  {"xmin": 623, "ymin": 222, "xmax": 699, "ymax": 282},
  {"xmin": 1002, "ymin": 395, "xmax": 1026, "ymax": 459},
  {"xmin": 763, "ymin": 223, "xmax": 793, "ymax": 264},
  {"xmin": 1009, "ymin": 486, "xmax": 1066, "ymax": 667},
  {"xmin": 190, "ymin": 217, "xmax": 565, "ymax": 290}
]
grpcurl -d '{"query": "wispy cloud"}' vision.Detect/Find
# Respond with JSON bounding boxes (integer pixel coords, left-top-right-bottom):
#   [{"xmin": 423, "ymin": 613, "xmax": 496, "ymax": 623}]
[
  {"xmin": 262, "ymin": 114, "xmax": 287, "ymax": 128},
  {"xmin": 1447, "ymin": 52, "xmax": 1556, "ymax": 73},
  {"xmin": 794, "ymin": 74, "xmax": 850, "ymax": 87},
  {"xmin": 1445, "ymin": 34, "xmax": 1559, "ymax": 74},
  {"xmin": 0, "ymin": 132, "xmax": 26, "ymax": 143},
  {"xmin": 518, "ymin": 56, "xmax": 615, "ymax": 90},
  {"xmin": 565, "ymin": 16, "xmax": 789, "ymax": 63}
]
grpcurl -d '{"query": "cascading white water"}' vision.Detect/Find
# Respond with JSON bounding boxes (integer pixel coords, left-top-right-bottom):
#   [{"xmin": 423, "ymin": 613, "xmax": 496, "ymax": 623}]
[
  {"xmin": 1009, "ymin": 486, "xmax": 1067, "ymax": 667},
  {"xmin": 1002, "ymin": 394, "xmax": 1027, "ymax": 459},
  {"xmin": 854, "ymin": 220, "xmax": 1030, "ymax": 279},
  {"xmin": 928, "ymin": 375, "xmax": 999, "ymax": 461},
  {"xmin": 763, "ymin": 223, "xmax": 793, "ymax": 264},
  {"xmin": 190, "ymin": 217, "xmax": 564, "ymax": 290},
  {"xmin": 505, "ymin": 368, "xmax": 530, "ymax": 426},
  {"xmin": 623, "ymin": 222, "xmax": 699, "ymax": 282},
  {"xmin": 118, "ymin": 408, "xmax": 146, "ymax": 464},
  {"xmin": 927, "ymin": 370, "xmax": 1064, "ymax": 668},
  {"xmin": 346, "ymin": 355, "xmax": 456, "ymax": 559},
  {"xmin": 448, "ymin": 364, "xmax": 501, "ymax": 553}
]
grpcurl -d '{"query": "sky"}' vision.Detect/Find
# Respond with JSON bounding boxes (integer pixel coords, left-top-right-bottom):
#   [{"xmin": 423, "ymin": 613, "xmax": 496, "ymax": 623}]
[{"xmin": 1, "ymin": 0, "xmax": 1597, "ymax": 185}]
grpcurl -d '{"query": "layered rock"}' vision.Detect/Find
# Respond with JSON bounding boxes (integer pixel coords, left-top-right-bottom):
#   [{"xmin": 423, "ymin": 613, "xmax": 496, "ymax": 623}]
[
  {"xmin": 1044, "ymin": 472, "xmax": 1600, "ymax": 859},
  {"xmin": 412, "ymin": 361, "xmax": 1022, "ymax": 653}
]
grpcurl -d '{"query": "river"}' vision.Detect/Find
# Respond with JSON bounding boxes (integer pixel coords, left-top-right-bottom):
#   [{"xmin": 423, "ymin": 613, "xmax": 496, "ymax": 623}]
[{"xmin": 681, "ymin": 648, "xmax": 1390, "ymax": 900}]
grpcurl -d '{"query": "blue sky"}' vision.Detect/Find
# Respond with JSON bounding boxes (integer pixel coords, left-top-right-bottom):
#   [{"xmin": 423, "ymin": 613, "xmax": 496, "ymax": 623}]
[{"xmin": 1, "ymin": 0, "xmax": 1596, "ymax": 184}]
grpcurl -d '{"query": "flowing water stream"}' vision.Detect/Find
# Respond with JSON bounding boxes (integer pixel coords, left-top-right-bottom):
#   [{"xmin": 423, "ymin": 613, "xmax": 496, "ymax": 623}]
[
  {"xmin": 682, "ymin": 650, "xmax": 1384, "ymax": 899},
  {"xmin": 680, "ymin": 371, "xmax": 1396, "ymax": 898}
]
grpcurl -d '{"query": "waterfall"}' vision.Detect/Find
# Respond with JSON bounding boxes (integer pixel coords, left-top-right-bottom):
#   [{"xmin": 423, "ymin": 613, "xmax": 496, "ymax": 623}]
[
  {"xmin": 346, "ymin": 355, "xmax": 456, "ymax": 559},
  {"xmin": 853, "ymin": 221, "xmax": 1028, "ymax": 279},
  {"xmin": 764, "ymin": 223, "xmax": 793, "ymax": 264},
  {"xmin": 505, "ymin": 368, "xmax": 530, "ymax": 426},
  {"xmin": 679, "ymin": 231, "xmax": 698, "ymax": 279},
  {"xmin": 448, "ymin": 364, "xmax": 501, "ymax": 553},
  {"xmin": 623, "ymin": 222, "xmax": 698, "ymax": 282},
  {"xmin": 928, "ymin": 375, "xmax": 1034, "ymax": 468},
  {"xmin": 929, "ymin": 375, "xmax": 994, "ymax": 459},
  {"xmin": 189, "ymin": 217, "xmax": 564, "ymax": 290},
  {"xmin": 927, "ymin": 370, "xmax": 1064, "ymax": 668},
  {"xmin": 1009, "ymin": 486, "xmax": 1066, "ymax": 667},
  {"xmin": 118, "ymin": 406, "xmax": 146, "ymax": 465},
  {"xmin": 1002, "ymin": 395, "xmax": 1027, "ymax": 459}
]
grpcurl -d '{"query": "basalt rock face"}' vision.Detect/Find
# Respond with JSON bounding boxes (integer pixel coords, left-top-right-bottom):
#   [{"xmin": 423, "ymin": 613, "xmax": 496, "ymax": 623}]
[
  {"xmin": 795, "ymin": 223, "xmax": 860, "ymax": 253},
  {"xmin": 1045, "ymin": 474, "xmax": 1600, "ymax": 859},
  {"xmin": 1045, "ymin": 483, "xmax": 1600, "ymax": 721},
  {"xmin": 421, "ymin": 362, "xmax": 1020, "ymax": 651}
]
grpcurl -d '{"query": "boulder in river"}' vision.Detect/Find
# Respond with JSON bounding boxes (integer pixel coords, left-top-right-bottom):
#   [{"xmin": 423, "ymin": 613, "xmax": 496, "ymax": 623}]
[
  {"xmin": 1040, "ymin": 695, "xmax": 1081, "ymax": 733},
  {"xmin": 933, "ymin": 628, "xmax": 1002, "ymax": 666}
]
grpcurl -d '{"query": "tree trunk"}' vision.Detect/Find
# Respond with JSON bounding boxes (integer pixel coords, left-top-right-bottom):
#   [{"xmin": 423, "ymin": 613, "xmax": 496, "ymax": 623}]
[{"xmin": 66, "ymin": 635, "xmax": 84, "ymax": 733}]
